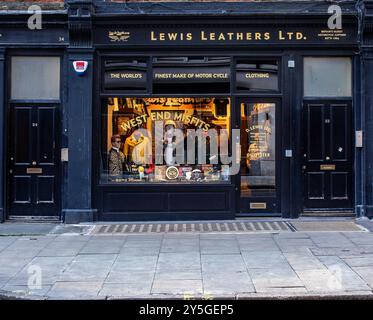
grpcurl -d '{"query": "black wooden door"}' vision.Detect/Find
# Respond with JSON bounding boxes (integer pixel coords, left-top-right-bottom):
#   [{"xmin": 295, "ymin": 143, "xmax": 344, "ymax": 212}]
[
  {"xmin": 302, "ymin": 102, "xmax": 353, "ymax": 210},
  {"xmin": 8, "ymin": 105, "xmax": 60, "ymax": 217}
]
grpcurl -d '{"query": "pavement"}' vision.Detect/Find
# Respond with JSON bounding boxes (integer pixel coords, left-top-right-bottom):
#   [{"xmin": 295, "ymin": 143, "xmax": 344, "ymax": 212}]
[{"xmin": 0, "ymin": 218, "xmax": 373, "ymax": 300}]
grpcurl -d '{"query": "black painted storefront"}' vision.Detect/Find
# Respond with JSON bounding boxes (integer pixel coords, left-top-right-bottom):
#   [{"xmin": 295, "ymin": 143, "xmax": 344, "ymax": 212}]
[{"xmin": 0, "ymin": 0, "xmax": 373, "ymax": 223}]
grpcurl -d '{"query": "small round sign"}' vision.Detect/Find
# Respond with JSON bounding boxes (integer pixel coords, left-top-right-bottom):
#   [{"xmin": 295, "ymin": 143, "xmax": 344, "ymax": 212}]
[{"xmin": 166, "ymin": 166, "xmax": 179, "ymax": 180}]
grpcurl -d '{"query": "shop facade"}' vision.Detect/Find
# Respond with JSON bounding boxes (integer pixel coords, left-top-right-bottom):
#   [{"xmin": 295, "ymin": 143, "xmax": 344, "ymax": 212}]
[{"xmin": 0, "ymin": 0, "xmax": 372, "ymax": 223}]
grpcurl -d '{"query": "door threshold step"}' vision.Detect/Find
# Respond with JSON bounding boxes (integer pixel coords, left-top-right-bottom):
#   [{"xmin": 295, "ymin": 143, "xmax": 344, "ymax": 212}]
[
  {"xmin": 301, "ymin": 211, "xmax": 355, "ymax": 217},
  {"xmin": 7, "ymin": 216, "xmax": 60, "ymax": 223}
]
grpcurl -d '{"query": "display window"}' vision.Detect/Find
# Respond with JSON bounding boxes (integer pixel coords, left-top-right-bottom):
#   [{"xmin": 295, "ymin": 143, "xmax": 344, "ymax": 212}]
[{"xmin": 101, "ymin": 97, "xmax": 231, "ymax": 184}]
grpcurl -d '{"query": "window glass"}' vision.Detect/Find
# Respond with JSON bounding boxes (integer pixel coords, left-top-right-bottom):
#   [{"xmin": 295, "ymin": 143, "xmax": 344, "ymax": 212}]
[
  {"xmin": 101, "ymin": 97, "xmax": 231, "ymax": 184},
  {"xmin": 103, "ymin": 59, "xmax": 148, "ymax": 91},
  {"xmin": 152, "ymin": 57, "xmax": 231, "ymax": 94},
  {"xmin": 11, "ymin": 56, "xmax": 60, "ymax": 100},
  {"xmin": 240, "ymin": 102, "xmax": 276, "ymax": 197},
  {"xmin": 236, "ymin": 60, "xmax": 278, "ymax": 92},
  {"xmin": 304, "ymin": 57, "xmax": 352, "ymax": 97}
]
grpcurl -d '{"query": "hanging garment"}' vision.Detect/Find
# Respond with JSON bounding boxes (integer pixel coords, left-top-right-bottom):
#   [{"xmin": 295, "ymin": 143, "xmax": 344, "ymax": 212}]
[
  {"xmin": 108, "ymin": 147, "xmax": 125, "ymax": 177},
  {"xmin": 124, "ymin": 133, "xmax": 152, "ymax": 165}
]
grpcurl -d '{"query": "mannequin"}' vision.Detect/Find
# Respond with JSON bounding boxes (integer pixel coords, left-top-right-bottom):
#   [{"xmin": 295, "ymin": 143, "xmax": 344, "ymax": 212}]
[
  {"xmin": 164, "ymin": 120, "xmax": 176, "ymax": 166},
  {"xmin": 124, "ymin": 130, "xmax": 152, "ymax": 165}
]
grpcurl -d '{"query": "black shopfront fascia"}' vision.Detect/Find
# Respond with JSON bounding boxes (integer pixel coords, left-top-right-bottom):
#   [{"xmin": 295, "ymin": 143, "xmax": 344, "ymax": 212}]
[
  {"xmin": 91, "ymin": 13, "xmax": 359, "ymax": 221},
  {"xmin": 0, "ymin": 1, "xmax": 366, "ymax": 223}
]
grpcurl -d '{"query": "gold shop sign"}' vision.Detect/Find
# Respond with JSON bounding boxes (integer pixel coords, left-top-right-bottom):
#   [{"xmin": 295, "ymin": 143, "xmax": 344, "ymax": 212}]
[{"xmin": 101, "ymin": 27, "xmax": 356, "ymax": 46}]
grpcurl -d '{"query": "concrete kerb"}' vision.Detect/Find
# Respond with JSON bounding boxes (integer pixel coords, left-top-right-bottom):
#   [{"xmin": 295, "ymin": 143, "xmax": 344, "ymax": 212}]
[{"xmin": 2, "ymin": 290, "xmax": 373, "ymax": 301}]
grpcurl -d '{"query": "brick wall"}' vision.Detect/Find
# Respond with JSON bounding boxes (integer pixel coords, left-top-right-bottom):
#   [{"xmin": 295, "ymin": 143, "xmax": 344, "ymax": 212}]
[
  {"xmin": 0, "ymin": 1, "xmax": 64, "ymax": 10},
  {"xmin": 0, "ymin": 0, "xmax": 63, "ymax": 3},
  {"xmin": 0, "ymin": 0, "xmax": 313, "ymax": 11}
]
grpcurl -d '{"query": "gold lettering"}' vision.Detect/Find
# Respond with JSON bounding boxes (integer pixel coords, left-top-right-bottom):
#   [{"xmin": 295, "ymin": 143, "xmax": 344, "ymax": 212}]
[
  {"xmin": 130, "ymin": 119, "xmax": 137, "ymax": 127},
  {"xmin": 164, "ymin": 112, "xmax": 171, "ymax": 120},
  {"xmin": 168, "ymin": 33, "xmax": 178, "ymax": 41},
  {"xmin": 296, "ymin": 32, "xmax": 304, "ymax": 40},
  {"xmin": 227, "ymin": 32, "xmax": 234, "ymax": 41},
  {"xmin": 174, "ymin": 113, "xmax": 183, "ymax": 121},
  {"xmin": 218, "ymin": 33, "xmax": 225, "ymax": 41}
]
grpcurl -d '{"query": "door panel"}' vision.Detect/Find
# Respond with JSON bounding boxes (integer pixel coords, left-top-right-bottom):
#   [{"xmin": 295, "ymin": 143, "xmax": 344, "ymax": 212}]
[
  {"xmin": 330, "ymin": 172, "xmax": 348, "ymax": 200},
  {"xmin": 8, "ymin": 105, "xmax": 60, "ymax": 217},
  {"xmin": 36, "ymin": 176, "xmax": 55, "ymax": 203},
  {"xmin": 13, "ymin": 176, "xmax": 32, "ymax": 203},
  {"xmin": 308, "ymin": 105, "xmax": 324, "ymax": 161},
  {"xmin": 37, "ymin": 107, "xmax": 56, "ymax": 165},
  {"xmin": 303, "ymin": 102, "xmax": 353, "ymax": 210},
  {"xmin": 331, "ymin": 105, "xmax": 348, "ymax": 161},
  {"xmin": 14, "ymin": 108, "xmax": 32, "ymax": 165}
]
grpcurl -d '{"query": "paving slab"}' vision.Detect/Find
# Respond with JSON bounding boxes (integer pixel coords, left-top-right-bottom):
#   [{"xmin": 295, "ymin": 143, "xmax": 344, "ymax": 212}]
[
  {"xmin": 200, "ymin": 234, "xmax": 237, "ymax": 240},
  {"xmin": 294, "ymin": 269, "xmax": 345, "ymax": 293},
  {"xmin": 351, "ymin": 267, "xmax": 373, "ymax": 289},
  {"xmin": 151, "ymin": 279, "xmax": 203, "ymax": 295},
  {"xmin": 201, "ymin": 254, "xmax": 247, "ymax": 273},
  {"xmin": 310, "ymin": 247, "xmax": 373, "ymax": 257},
  {"xmin": 120, "ymin": 246, "xmax": 160, "ymax": 256},
  {"xmin": 48, "ymin": 281, "xmax": 103, "ymax": 299},
  {"xmin": 248, "ymin": 267, "xmax": 304, "ymax": 292},
  {"xmin": 283, "ymin": 251, "xmax": 326, "ymax": 271},
  {"xmin": 307, "ymin": 233, "xmax": 357, "ymax": 248},
  {"xmin": 1, "ymin": 284, "xmax": 52, "ymax": 297},
  {"xmin": 160, "ymin": 244, "xmax": 200, "ymax": 253},
  {"xmin": 342, "ymin": 233, "xmax": 373, "ymax": 245},
  {"xmin": 157, "ymin": 252, "xmax": 201, "ymax": 271},
  {"xmin": 106, "ymin": 267, "xmax": 155, "ymax": 282},
  {"xmin": 0, "ymin": 257, "xmax": 34, "ymax": 282},
  {"xmin": 114, "ymin": 255, "xmax": 158, "ymax": 271},
  {"xmin": 6, "ymin": 256, "xmax": 74, "ymax": 286},
  {"xmin": 318, "ymin": 256, "xmax": 371, "ymax": 291},
  {"xmin": 58, "ymin": 254, "xmax": 116, "ymax": 282},
  {"xmin": 155, "ymin": 270, "xmax": 202, "ymax": 280},
  {"xmin": 0, "ymin": 223, "xmax": 58, "ymax": 236},
  {"xmin": 99, "ymin": 283, "xmax": 152, "ymax": 297},
  {"xmin": 242, "ymin": 251, "xmax": 289, "ymax": 269},
  {"xmin": 38, "ymin": 240, "xmax": 88, "ymax": 257},
  {"xmin": 0, "ymin": 237, "xmax": 53, "ymax": 257},
  {"xmin": 0, "ymin": 237, "xmax": 19, "ymax": 252},
  {"xmin": 202, "ymin": 272, "xmax": 255, "ymax": 295},
  {"xmin": 79, "ymin": 238, "xmax": 125, "ymax": 254},
  {"xmin": 342, "ymin": 254, "xmax": 373, "ymax": 267}
]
